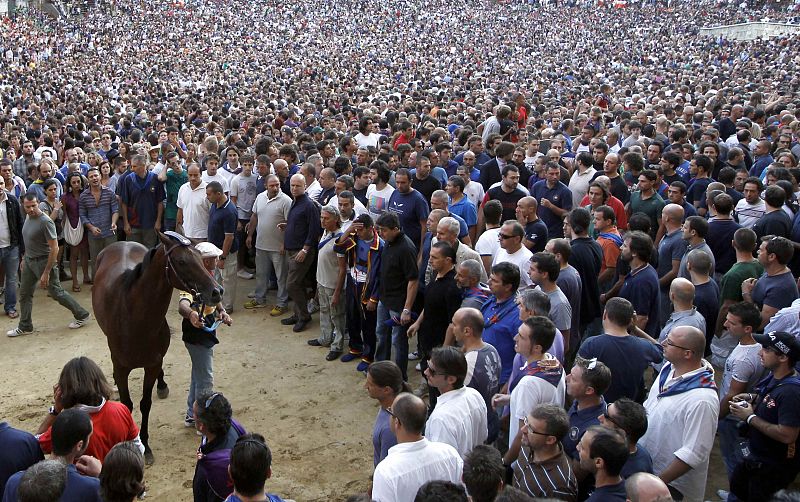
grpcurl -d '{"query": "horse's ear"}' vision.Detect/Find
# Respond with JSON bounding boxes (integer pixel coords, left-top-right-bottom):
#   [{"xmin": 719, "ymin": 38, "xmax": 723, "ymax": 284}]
[{"xmin": 160, "ymin": 231, "xmax": 191, "ymax": 247}]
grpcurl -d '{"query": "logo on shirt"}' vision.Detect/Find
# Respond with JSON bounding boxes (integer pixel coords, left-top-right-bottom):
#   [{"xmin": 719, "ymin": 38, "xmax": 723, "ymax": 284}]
[{"xmin": 569, "ymin": 426, "xmax": 579, "ymax": 441}]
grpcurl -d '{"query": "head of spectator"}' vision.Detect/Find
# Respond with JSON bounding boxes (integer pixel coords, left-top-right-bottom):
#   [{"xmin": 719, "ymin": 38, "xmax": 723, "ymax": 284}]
[
  {"xmin": 686, "ymin": 248, "xmax": 713, "ymax": 284},
  {"xmin": 515, "ymin": 316, "xmax": 556, "ymax": 361},
  {"xmin": 99, "ymin": 442, "xmax": 145, "ymax": 502},
  {"xmin": 225, "ymin": 433, "xmax": 282, "ymax": 502},
  {"xmin": 425, "ymin": 346, "xmax": 467, "ymax": 396},
  {"xmin": 193, "ymin": 391, "xmax": 232, "ymax": 440},
  {"xmin": 429, "ymin": 240, "xmax": 457, "ymax": 276},
  {"xmin": 16, "ymin": 460, "xmax": 67, "ymax": 502},
  {"xmin": 661, "ymin": 326, "xmax": 706, "ymax": 371},
  {"xmin": 388, "ymin": 393, "xmax": 428, "ymax": 442},
  {"xmin": 488, "ymin": 262, "xmax": 520, "ymax": 302},
  {"xmin": 516, "ymin": 288, "xmax": 550, "ymax": 322},
  {"xmin": 430, "ymin": 190, "xmax": 450, "ymax": 211},
  {"xmin": 494, "ymin": 485, "xmax": 541, "ymax": 501},
  {"xmin": 545, "ymin": 238, "xmax": 571, "ymax": 267},
  {"xmin": 499, "ymin": 220, "xmax": 524, "ymax": 254},
  {"xmin": 482, "ymin": 199, "xmax": 503, "ymax": 228},
  {"xmin": 566, "ymin": 356, "xmax": 612, "ymax": 407},
  {"xmin": 602, "ymin": 297, "xmax": 635, "ymax": 336},
  {"xmin": 454, "ymin": 259, "xmax": 483, "ymax": 292},
  {"xmin": 621, "ymin": 230, "xmax": 652, "ymax": 266},
  {"xmin": 566, "ymin": 207, "xmax": 591, "ymax": 238},
  {"xmin": 414, "ymin": 480, "xmax": 468, "ymax": 502},
  {"xmin": 576, "ymin": 426, "xmax": 629, "ymax": 485},
  {"xmin": 515, "ymin": 196, "xmax": 539, "ymax": 225},
  {"xmin": 681, "ymin": 215, "xmax": 708, "ymax": 246},
  {"xmin": 599, "ymin": 397, "xmax": 649, "ymax": 456},
  {"xmin": 56, "ymin": 356, "xmax": 113, "ymax": 411},
  {"xmin": 592, "ymin": 205, "xmax": 616, "ymax": 233},
  {"xmin": 625, "ymin": 472, "xmax": 672, "ymax": 502},
  {"xmin": 520, "ymin": 403, "xmax": 569, "ymax": 463},
  {"xmin": 462, "ymin": 445, "xmax": 504, "ymax": 502},
  {"xmin": 763, "ymin": 184, "xmax": 786, "ymax": 211},
  {"xmin": 753, "ymin": 331, "xmax": 800, "ymax": 376},
  {"xmin": 450, "ymin": 307, "xmax": 485, "ymax": 350},
  {"xmin": 757, "ymin": 235, "xmax": 794, "ymax": 272},
  {"xmin": 51, "ymin": 408, "xmax": 93, "ymax": 462},
  {"xmin": 366, "ymin": 360, "xmax": 412, "ymax": 411},
  {"xmin": 528, "ymin": 251, "xmax": 560, "ymax": 289}
]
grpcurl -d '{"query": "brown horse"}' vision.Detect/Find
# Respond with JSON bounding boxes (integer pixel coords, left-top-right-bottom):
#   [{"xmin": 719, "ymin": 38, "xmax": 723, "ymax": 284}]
[{"xmin": 92, "ymin": 231, "xmax": 222, "ymax": 464}]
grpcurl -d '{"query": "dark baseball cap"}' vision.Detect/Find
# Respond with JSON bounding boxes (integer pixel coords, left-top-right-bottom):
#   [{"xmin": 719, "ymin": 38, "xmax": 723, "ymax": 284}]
[{"xmin": 753, "ymin": 331, "xmax": 800, "ymax": 360}]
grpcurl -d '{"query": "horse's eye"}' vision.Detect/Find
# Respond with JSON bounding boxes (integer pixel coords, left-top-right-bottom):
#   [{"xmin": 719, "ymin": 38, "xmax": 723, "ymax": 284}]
[{"xmin": 177, "ymin": 258, "xmax": 187, "ymax": 266}]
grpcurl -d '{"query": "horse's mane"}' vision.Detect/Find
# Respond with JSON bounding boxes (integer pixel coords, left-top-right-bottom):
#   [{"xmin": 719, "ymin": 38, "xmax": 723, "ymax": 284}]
[{"xmin": 120, "ymin": 247, "xmax": 159, "ymax": 291}]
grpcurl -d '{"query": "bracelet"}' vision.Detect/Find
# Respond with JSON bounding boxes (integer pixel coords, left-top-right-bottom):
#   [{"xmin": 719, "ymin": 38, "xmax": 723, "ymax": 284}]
[
  {"xmin": 402, "ymin": 308, "xmax": 411, "ymax": 314},
  {"xmin": 746, "ymin": 414, "xmax": 756, "ymax": 425},
  {"xmin": 48, "ymin": 406, "xmax": 59, "ymax": 417}
]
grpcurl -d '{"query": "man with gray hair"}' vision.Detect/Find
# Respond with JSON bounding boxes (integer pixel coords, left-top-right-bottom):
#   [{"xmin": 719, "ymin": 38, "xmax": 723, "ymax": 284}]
[
  {"xmin": 245, "ymin": 174, "xmax": 292, "ymax": 314},
  {"xmin": 454, "ymin": 259, "xmax": 489, "ymax": 310},
  {"xmin": 425, "ymin": 217, "xmax": 486, "ymax": 285},
  {"xmin": 16, "ymin": 460, "xmax": 67, "ymax": 502}
]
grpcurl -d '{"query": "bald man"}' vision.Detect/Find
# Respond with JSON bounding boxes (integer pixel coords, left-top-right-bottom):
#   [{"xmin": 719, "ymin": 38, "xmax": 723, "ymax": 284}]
[
  {"xmin": 625, "ymin": 472, "xmax": 672, "ymax": 502},
  {"xmin": 656, "ymin": 203, "xmax": 687, "ymax": 327},
  {"xmin": 281, "ymin": 173, "xmax": 321, "ymax": 332},
  {"xmin": 515, "ymin": 196, "xmax": 548, "ymax": 252},
  {"xmin": 640, "ymin": 326, "xmax": 719, "ymax": 502},
  {"xmin": 657, "ymin": 278, "xmax": 705, "ymax": 346},
  {"xmin": 592, "ymin": 152, "xmax": 630, "ymax": 204}
]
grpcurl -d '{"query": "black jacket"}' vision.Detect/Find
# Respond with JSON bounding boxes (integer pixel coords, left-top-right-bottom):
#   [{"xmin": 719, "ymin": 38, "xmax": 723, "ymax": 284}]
[{"xmin": 3, "ymin": 194, "xmax": 24, "ymax": 254}]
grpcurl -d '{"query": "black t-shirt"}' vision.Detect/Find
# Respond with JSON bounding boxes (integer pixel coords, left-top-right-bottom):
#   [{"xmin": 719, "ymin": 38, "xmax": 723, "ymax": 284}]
[
  {"xmin": 352, "ymin": 186, "xmax": 369, "ymax": 207},
  {"xmin": 568, "ymin": 237, "xmax": 603, "ymax": 325},
  {"xmin": 524, "ymin": 219, "xmax": 549, "ymax": 253},
  {"xmin": 750, "ymin": 374, "xmax": 800, "ymax": 465},
  {"xmin": 693, "ymin": 280, "xmax": 720, "ymax": 354},
  {"xmin": 753, "ymin": 209, "xmax": 793, "ymax": 241},
  {"xmin": 662, "ymin": 172, "xmax": 683, "ymax": 186},
  {"xmin": 707, "ymin": 219, "xmax": 741, "ymax": 275},
  {"xmin": 411, "ymin": 175, "xmax": 441, "ymax": 207},
  {"xmin": 419, "ymin": 268, "xmax": 462, "ymax": 353},
  {"xmin": 379, "ymin": 232, "xmax": 419, "ymax": 312},
  {"xmin": 485, "ymin": 186, "xmax": 526, "ymax": 223}
]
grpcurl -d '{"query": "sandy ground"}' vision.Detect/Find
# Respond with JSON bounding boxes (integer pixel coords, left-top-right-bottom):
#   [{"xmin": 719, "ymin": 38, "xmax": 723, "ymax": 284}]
[{"xmin": 0, "ymin": 277, "xmax": 747, "ymax": 502}]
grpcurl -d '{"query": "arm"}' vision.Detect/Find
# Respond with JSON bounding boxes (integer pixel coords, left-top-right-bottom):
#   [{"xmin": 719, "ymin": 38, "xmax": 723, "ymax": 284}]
[
  {"xmin": 157, "ymin": 167, "xmax": 168, "ymax": 182},
  {"xmin": 39, "ymin": 238, "xmax": 59, "ymax": 289},
  {"xmin": 502, "ymin": 420, "xmax": 524, "ymax": 465},
  {"xmin": 658, "ymin": 458, "xmax": 693, "ymax": 486},
  {"xmin": 154, "ymin": 202, "xmax": 163, "ymax": 231},
  {"xmin": 178, "ymin": 298, "xmax": 204, "ymax": 328},
  {"xmin": 219, "ymin": 233, "xmax": 234, "ymax": 268},
  {"xmin": 598, "ymin": 265, "xmax": 616, "ymax": 285},
  {"xmin": 758, "ymin": 305, "xmax": 780, "ymax": 331},
  {"xmin": 658, "ymin": 259, "xmax": 680, "ymax": 289},
  {"xmin": 719, "ymin": 379, "xmax": 748, "ymax": 419},
  {"xmin": 407, "ymin": 309, "xmax": 424, "ymax": 338},
  {"xmin": 630, "ymin": 324, "xmax": 661, "ymax": 345},
  {"xmin": 176, "ymin": 207, "xmax": 185, "ymax": 235}
]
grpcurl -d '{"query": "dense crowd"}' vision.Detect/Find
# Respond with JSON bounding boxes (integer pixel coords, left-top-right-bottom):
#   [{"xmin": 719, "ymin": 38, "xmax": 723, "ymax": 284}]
[{"xmin": 2, "ymin": 0, "xmax": 800, "ymax": 500}]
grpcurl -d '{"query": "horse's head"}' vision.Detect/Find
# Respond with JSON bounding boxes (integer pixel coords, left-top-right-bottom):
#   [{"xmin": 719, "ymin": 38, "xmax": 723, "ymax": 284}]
[{"xmin": 159, "ymin": 231, "xmax": 223, "ymax": 305}]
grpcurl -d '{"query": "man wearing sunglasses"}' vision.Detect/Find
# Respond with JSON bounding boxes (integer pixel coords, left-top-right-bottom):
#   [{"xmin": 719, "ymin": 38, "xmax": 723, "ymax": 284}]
[
  {"xmin": 598, "ymin": 398, "xmax": 654, "ymax": 479},
  {"xmin": 640, "ymin": 326, "xmax": 718, "ymax": 502}
]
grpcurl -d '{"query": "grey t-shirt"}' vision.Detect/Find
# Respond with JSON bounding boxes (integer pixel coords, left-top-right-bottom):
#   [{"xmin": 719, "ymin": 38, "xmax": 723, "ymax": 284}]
[
  {"xmin": 23, "ymin": 213, "xmax": 57, "ymax": 258},
  {"xmin": 719, "ymin": 342, "xmax": 767, "ymax": 399},
  {"xmin": 537, "ymin": 286, "xmax": 572, "ymax": 332}
]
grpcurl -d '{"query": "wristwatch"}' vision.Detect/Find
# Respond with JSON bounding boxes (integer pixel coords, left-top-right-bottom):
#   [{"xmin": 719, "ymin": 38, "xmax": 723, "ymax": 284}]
[{"xmin": 48, "ymin": 406, "xmax": 59, "ymax": 416}]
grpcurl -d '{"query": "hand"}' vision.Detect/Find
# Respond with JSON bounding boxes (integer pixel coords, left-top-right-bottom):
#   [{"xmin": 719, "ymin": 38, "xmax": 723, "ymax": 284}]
[
  {"xmin": 220, "ymin": 311, "xmax": 232, "ymax": 326},
  {"xmin": 75, "ymin": 455, "xmax": 102, "ymax": 477},
  {"xmin": 54, "ymin": 199, "xmax": 62, "ymax": 210},
  {"xmin": 400, "ymin": 310, "xmax": 412, "ymax": 325},
  {"xmin": 541, "ymin": 198, "xmax": 552, "ymax": 209},
  {"xmin": 407, "ymin": 321, "xmax": 419, "ymax": 338},
  {"xmin": 732, "ymin": 392, "xmax": 754, "ymax": 404},
  {"xmin": 246, "ymin": 236, "xmax": 253, "ymax": 249},
  {"xmin": 236, "ymin": 221, "xmax": 243, "ymax": 232},
  {"xmin": 279, "ymin": 244, "xmax": 285, "ymax": 256},
  {"xmin": 39, "ymin": 270, "xmax": 50, "ymax": 289},
  {"xmin": 217, "ymin": 256, "xmax": 226, "ymax": 269},
  {"xmin": 332, "ymin": 291, "xmax": 341, "ymax": 308},
  {"xmin": 124, "ymin": 222, "xmax": 131, "ymax": 234},
  {"xmin": 366, "ymin": 300, "xmax": 377, "ymax": 312},
  {"xmin": 491, "ymin": 393, "xmax": 510, "ymax": 409},
  {"xmin": 741, "ymin": 277, "xmax": 757, "ymax": 295},
  {"xmin": 277, "ymin": 222, "xmax": 287, "ymax": 231},
  {"xmin": 729, "ymin": 400, "xmax": 754, "ymax": 421},
  {"xmin": 53, "ymin": 384, "xmax": 64, "ymax": 413},
  {"xmin": 295, "ymin": 250, "xmax": 306, "ymax": 263},
  {"xmin": 188, "ymin": 310, "xmax": 204, "ymax": 329},
  {"xmin": 91, "ymin": 225, "xmax": 102, "ymax": 236},
  {"xmin": 110, "ymin": 223, "xmax": 116, "ymax": 234}
]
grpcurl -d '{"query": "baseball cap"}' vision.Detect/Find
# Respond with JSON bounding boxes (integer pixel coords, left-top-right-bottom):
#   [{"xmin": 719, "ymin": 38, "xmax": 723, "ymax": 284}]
[
  {"xmin": 311, "ymin": 126, "xmax": 324, "ymax": 134},
  {"xmin": 753, "ymin": 331, "xmax": 800, "ymax": 360},
  {"xmin": 195, "ymin": 242, "xmax": 223, "ymax": 259}
]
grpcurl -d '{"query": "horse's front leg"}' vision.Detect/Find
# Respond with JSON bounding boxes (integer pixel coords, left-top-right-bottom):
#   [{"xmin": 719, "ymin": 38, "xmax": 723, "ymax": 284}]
[{"xmin": 140, "ymin": 364, "xmax": 161, "ymax": 465}]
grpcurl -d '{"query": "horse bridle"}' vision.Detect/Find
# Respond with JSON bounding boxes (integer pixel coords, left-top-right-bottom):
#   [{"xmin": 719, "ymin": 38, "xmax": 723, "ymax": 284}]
[{"xmin": 161, "ymin": 232, "xmax": 199, "ymax": 298}]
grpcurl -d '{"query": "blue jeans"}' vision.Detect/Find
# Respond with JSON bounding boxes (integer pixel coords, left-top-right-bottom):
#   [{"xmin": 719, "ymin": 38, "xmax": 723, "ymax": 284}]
[
  {"xmin": 375, "ymin": 301, "xmax": 409, "ymax": 381},
  {"xmin": 0, "ymin": 246, "xmax": 19, "ymax": 313},
  {"xmin": 185, "ymin": 342, "xmax": 214, "ymax": 418},
  {"xmin": 719, "ymin": 415, "xmax": 744, "ymax": 501}
]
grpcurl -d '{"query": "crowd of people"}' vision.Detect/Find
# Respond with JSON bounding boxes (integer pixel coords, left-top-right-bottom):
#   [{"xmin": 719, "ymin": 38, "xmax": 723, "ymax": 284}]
[{"xmin": 2, "ymin": 0, "xmax": 800, "ymax": 500}]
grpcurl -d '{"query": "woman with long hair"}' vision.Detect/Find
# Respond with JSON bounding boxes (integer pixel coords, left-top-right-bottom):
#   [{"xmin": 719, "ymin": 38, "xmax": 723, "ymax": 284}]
[
  {"xmin": 365, "ymin": 361, "xmax": 411, "ymax": 466},
  {"xmin": 99, "ymin": 160, "xmax": 113, "ymax": 187},
  {"xmin": 99, "ymin": 442, "xmax": 146, "ymax": 502},
  {"xmin": 62, "ymin": 172, "xmax": 90, "ymax": 290}
]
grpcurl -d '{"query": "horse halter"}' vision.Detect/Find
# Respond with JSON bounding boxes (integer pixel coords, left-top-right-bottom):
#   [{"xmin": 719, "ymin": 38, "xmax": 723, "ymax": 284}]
[{"xmin": 161, "ymin": 231, "xmax": 198, "ymax": 296}]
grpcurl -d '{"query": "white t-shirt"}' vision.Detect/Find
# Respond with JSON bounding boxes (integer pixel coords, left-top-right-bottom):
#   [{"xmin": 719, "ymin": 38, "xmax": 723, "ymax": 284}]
[
  {"xmin": 508, "ymin": 364, "xmax": 566, "ymax": 449},
  {"xmin": 493, "ymin": 246, "xmax": 534, "ymax": 290},
  {"xmin": 475, "ymin": 227, "xmax": 501, "ymax": 259},
  {"xmin": 372, "ymin": 439, "xmax": 463, "ymax": 502},
  {"xmin": 568, "ymin": 168, "xmax": 597, "ymax": 208},
  {"xmin": 366, "ymin": 184, "xmax": 395, "ymax": 222},
  {"xmin": 355, "ymin": 132, "xmax": 381, "ymax": 149},
  {"xmin": 229, "ymin": 172, "xmax": 258, "ymax": 219},
  {"xmin": 464, "ymin": 180, "xmax": 485, "ymax": 208},
  {"xmin": 425, "ymin": 387, "xmax": 488, "ymax": 458},
  {"xmin": 733, "ymin": 198, "xmax": 766, "ymax": 228},
  {"xmin": 176, "ymin": 181, "xmax": 211, "ymax": 239},
  {"xmin": 202, "ymin": 172, "xmax": 230, "ymax": 194}
]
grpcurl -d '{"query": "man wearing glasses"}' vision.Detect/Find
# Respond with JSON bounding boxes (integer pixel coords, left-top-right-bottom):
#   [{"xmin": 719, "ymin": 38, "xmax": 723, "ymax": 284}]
[
  {"xmin": 640, "ymin": 326, "xmax": 719, "ymax": 501},
  {"xmin": 510, "ymin": 403, "xmax": 578, "ymax": 501},
  {"xmin": 491, "ymin": 220, "xmax": 533, "ymax": 291},
  {"xmin": 598, "ymin": 397, "xmax": 654, "ymax": 479}
]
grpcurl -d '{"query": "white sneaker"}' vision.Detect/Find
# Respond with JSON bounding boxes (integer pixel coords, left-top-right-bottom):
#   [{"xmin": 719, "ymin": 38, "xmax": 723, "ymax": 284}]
[
  {"xmin": 415, "ymin": 362, "xmax": 421, "ymax": 371},
  {"xmin": 408, "ymin": 351, "xmax": 421, "ymax": 360},
  {"xmin": 717, "ymin": 489, "xmax": 730, "ymax": 500},
  {"xmin": 237, "ymin": 270, "xmax": 254, "ymax": 280},
  {"xmin": 7, "ymin": 328, "xmax": 33, "ymax": 337},
  {"xmin": 68, "ymin": 317, "xmax": 90, "ymax": 329}
]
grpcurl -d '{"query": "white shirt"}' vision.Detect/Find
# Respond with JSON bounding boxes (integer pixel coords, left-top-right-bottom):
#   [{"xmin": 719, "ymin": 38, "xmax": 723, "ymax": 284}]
[
  {"xmin": 306, "ymin": 179, "xmax": 322, "ymax": 200},
  {"xmin": 464, "ymin": 180, "xmax": 485, "ymax": 208},
  {"xmin": 355, "ymin": 132, "xmax": 381, "ymax": 149},
  {"xmin": 733, "ymin": 198, "xmax": 766, "ymax": 229},
  {"xmin": 475, "ymin": 227, "xmax": 501, "ymax": 259},
  {"xmin": 366, "ymin": 184, "xmax": 395, "ymax": 222},
  {"xmin": 425, "ymin": 387, "xmax": 488, "ymax": 458},
  {"xmin": 202, "ymin": 172, "xmax": 230, "ymax": 194},
  {"xmin": 176, "ymin": 181, "xmax": 211, "ymax": 239},
  {"xmin": 509, "ymin": 360, "xmax": 565, "ymax": 449},
  {"xmin": 493, "ymin": 246, "xmax": 534, "ymax": 290},
  {"xmin": 640, "ymin": 362, "xmax": 719, "ymax": 502},
  {"xmin": 372, "ymin": 438, "xmax": 463, "ymax": 502},
  {"xmin": 327, "ymin": 195, "xmax": 367, "ymax": 217},
  {"xmin": 251, "ymin": 191, "xmax": 292, "ymax": 252},
  {"xmin": 568, "ymin": 167, "xmax": 597, "ymax": 207}
]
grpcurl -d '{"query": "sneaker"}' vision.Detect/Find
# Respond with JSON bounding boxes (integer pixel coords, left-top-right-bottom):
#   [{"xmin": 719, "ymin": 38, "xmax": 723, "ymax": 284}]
[
  {"xmin": 68, "ymin": 316, "xmax": 90, "ymax": 329},
  {"xmin": 356, "ymin": 361, "xmax": 371, "ymax": 373},
  {"xmin": 415, "ymin": 362, "xmax": 421, "ymax": 371},
  {"xmin": 307, "ymin": 299, "xmax": 319, "ymax": 314},
  {"xmin": 340, "ymin": 352, "xmax": 360, "ymax": 363},
  {"xmin": 243, "ymin": 299, "xmax": 267, "ymax": 309},
  {"xmin": 184, "ymin": 414, "xmax": 196, "ymax": 427},
  {"xmin": 237, "ymin": 270, "xmax": 254, "ymax": 280},
  {"xmin": 270, "ymin": 305, "xmax": 289, "ymax": 317},
  {"xmin": 717, "ymin": 489, "xmax": 730, "ymax": 500},
  {"xmin": 247, "ymin": 291, "xmax": 257, "ymax": 298},
  {"xmin": 7, "ymin": 328, "xmax": 33, "ymax": 337},
  {"xmin": 408, "ymin": 351, "xmax": 420, "ymax": 361}
]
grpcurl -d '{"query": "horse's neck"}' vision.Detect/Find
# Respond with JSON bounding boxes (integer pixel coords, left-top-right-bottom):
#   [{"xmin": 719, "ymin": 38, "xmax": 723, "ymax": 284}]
[{"xmin": 133, "ymin": 248, "xmax": 174, "ymax": 302}]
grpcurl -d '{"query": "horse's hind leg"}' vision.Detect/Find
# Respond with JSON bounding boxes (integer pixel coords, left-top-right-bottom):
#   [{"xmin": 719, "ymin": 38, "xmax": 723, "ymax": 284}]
[
  {"xmin": 140, "ymin": 364, "xmax": 161, "ymax": 465},
  {"xmin": 113, "ymin": 365, "xmax": 134, "ymax": 412},
  {"xmin": 156, "ymin": 368, "xmax": 169, "ymax": 399}
]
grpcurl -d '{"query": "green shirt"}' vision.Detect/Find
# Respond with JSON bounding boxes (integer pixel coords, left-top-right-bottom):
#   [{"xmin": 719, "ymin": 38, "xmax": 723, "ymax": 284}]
[
  {"xmin": 720, "ymin": 260, "xmax": 765, "ymax": 301},
  {"xmin": 629, "ymin": 191, "xmax": 665, "ymax": 236},
  {"xmin": 165, "ymin": 169, "xmax": 189, "ymax": 219}
]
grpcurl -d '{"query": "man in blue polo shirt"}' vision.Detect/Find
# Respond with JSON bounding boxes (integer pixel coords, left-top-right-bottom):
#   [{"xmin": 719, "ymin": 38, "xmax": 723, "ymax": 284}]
[
  {"xmin": 118, "ymin": 154, "xmax": 164, "ymax": 249},
  {"xmin": 3, "ymin": 409, "xmax": 102, "ymax": 502},
  {"xmin": 563, "ymin": 357, "xmax": 611, "ymax": 460},
  {"xmin": 206, "ymin": 181, "xmax": 239, "ymax": 313},
  {"xmin": 481, "ymin": 262, "xmax": 522, "ymax": 385},
  {"xmin": 619, "ymin": 231, "xmax": 661, "ymax": 338},
  {"xmin": 531, "ymin": 162, "xmax": 573, "ymax": 238},
  {"xmin": 0, "ymin": 422, "xmax": 43, "ymax": 495}
]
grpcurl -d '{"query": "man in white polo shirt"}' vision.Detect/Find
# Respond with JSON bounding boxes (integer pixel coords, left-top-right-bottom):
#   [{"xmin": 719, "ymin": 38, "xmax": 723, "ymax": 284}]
[
  {"xmin": 176, "ymin": 164, "xmax": 210, "ymax": 243},
  {"xmin": 424, "ymin": 346, "xmax": 488, "ymax": 458},
  {"xmin": 244, "ymin": 174, "xmax": 292, "ymax": 315},
  {"xmin": 372, "ymin": 393, "xmax": 463, "ymax": 502}
]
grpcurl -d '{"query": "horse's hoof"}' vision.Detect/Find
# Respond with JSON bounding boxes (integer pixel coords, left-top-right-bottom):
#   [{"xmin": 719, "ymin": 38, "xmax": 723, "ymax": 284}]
[
  {"xmin": 144, "ymin": 450, "xmax": 155, "ymax": 465},
  {"xmin": 156, "ymin": 386, "xmax": 169, "ymax": 399}
]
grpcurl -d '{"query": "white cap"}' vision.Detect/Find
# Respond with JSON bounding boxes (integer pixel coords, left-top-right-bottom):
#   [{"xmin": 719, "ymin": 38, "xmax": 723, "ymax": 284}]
[{"xmin": 195, "ymin": 242, "xmax": 223, "ymax": 258}]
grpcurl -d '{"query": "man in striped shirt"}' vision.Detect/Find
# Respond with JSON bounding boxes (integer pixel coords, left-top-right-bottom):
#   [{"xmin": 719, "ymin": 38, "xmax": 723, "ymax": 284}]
[
  {"xmin": 79, "ymin": 167, "xmax": 119, "ymax": 279},
  {"xmin": 512, "ymin": 403, "xmax": 578, "ymax": 501}
]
